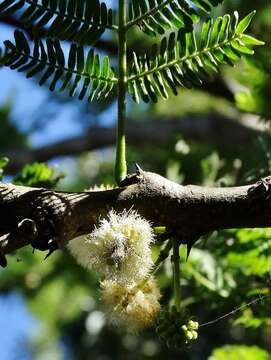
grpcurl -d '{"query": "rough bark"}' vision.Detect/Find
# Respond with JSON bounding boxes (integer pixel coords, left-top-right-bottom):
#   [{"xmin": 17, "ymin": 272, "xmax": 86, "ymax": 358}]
[
  {"xmin": 0, "ymin": 170, "xmax": 271, "ymax": 265},
  {"xmin": 5, "ymin": 114, "xmax": 263, "ymax": 174}
]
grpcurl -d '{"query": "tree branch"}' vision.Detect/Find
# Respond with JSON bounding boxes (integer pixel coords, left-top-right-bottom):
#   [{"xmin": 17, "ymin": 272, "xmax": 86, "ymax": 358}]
[
  {"xmin": 5, "ymin": 114, "xmax": 263, "ymax": 174},
  {"xmin": 1, "ymin": 170, "xmax": 271, "ymax": 264}
]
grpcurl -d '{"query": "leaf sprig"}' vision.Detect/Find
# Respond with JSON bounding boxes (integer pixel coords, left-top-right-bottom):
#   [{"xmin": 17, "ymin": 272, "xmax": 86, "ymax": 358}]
[
  {"xmin": 0, "ymin": 1, "xmax": 264, "ymax": 104},
  {"xmin": 4, "ymin": 30, "xmax": 117, "ymax": 101},
  {"xmin": 127, "ymin": 0, "xmax": 224, "ymax": 36},
  {"xmin": 127, "ymin": 11, "xmax": 264, "ymax": 103},
  {"xmin": 0, "ymin": 0, "xmax": 116, "ymax": 45}
]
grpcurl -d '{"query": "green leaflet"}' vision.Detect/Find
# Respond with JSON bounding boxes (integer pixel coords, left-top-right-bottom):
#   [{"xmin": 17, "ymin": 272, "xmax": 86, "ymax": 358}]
[
  {"xmin": 0, "ymin": 0, "xmax": 116, "ymax": 45},
  {"xmin": 0, "ymin": 157, "xmax": 9, "ymax": 180},
  {"xmin": 127, "ymin": 12, "xmax": 264, "ymax": 103},
  {"xmin": 13, "ymin": 162, "xmax": 65, "ymax": 188},
  {"xmin": 4, "ymin": 30, "xmax": 117, "ymax": 102},
  {"xmin": 127, "ymin": 0, "xmax": 224, "ymax": 36},
  {"xmin": 210, "ymin": 345, "xmax": 271, "ymax": 360}
]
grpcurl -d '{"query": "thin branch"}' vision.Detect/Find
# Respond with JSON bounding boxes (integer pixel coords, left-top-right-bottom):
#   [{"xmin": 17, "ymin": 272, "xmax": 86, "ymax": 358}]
[
  {"xmin": 1, "ymin": 171, "xmax": 271, "ymax": 263},
  {"xmin": 115, "ymin": 0, "xmax": 128, "ymax": 184},
  {"xmin": 199, "ymin": 292, "xmax": 271, "ymax": 328},
  {"xmin": 172, "ymin": 239, "xmax": 181, "ymax": 311}
]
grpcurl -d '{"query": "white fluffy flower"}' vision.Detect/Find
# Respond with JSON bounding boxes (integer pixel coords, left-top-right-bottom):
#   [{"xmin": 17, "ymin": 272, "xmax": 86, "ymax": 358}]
[
  {"xmin": 87, "ymin": 184, "xmax": 115, "ymax": 191},
  {"xmin": 67, "ymin": 235, "xmax": 92, "ymax": 269},
  {"xmin": 67, "ymin": 210, "xmax": 154, "ymax": 284},
  {"xmin": 101, "ymin": 278, "xmax": 161, "ymax": 331}
]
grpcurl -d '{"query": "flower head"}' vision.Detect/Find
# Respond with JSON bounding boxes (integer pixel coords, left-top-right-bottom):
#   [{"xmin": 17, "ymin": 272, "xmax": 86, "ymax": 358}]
[
  {"xmin": 101, "ymin": 278, "xmax": 161, "ymax": 331},
  {"xmin": 67, "ymin": 235, "xmax": 92, "ymax": 269},
  {"xmin": 88, "ymin": 184, "xmax": 115, "ymax": 191},
  {"xmin": 68, "ymin": 210, "xmax": 154, "ymax": 285}
]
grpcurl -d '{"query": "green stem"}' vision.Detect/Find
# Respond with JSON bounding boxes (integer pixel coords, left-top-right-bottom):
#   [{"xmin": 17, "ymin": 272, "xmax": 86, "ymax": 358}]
[
  {"xmin": 154, "ymin": 240, "xmax": 172, "ymax": 271},
  {"xmin": 172, "ymin": 239, "xmax": 181, "ymax": 312},
  {"xmin": 115, "ymin": 0, "xmax": 127, "ymax": 184},
  {"xmin": 138, "ymin": 240, "xmax": 172, "ymax": 288}
]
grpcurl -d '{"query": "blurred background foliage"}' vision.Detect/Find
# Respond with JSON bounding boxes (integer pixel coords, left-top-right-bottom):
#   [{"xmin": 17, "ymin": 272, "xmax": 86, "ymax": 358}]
[{"xmin": 1, "ymin": 0, "xmax": 271, "ymax": 359}]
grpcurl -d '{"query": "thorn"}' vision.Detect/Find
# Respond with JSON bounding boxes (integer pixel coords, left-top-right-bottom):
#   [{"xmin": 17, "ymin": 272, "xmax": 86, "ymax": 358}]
[
  {"xmin": 0, "ymin": 254, "xmax": 7, "ymax": 268},
  {"xmin": 135, "ymin": 163, "xmax": 143, "ymax": 173},
  {"xmin": 44, "ymin": 248, "xmax": 56, "ymax": 260},
  {"xmin": 44, "ymin": 240, "xmax": 59, "ymax": 260}
]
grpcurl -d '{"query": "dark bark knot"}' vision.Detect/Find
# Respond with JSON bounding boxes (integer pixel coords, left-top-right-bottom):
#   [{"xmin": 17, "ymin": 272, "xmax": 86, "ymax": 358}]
[
  {"xmin": 30, "ymin": 192, "xmax": 71, "ymax": 251},
  {"xmin": 247, "ymin": 177, "xmax": 271, "ymax": 201}
]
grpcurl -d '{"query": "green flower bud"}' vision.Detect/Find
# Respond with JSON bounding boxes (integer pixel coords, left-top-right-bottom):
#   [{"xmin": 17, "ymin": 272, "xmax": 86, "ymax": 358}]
[
  {"xmin": 187, "ymin": 320, "xmax": 194, "ymax": 328},
  {"xmin": 158, "ymin": 309, "xmax": 199, "ymax": 349},
  {"xmin": 191, "ymin": 330, "xmax": 198, "ymax": 340},
  {"xmin": 186, "ymin": 331, "xmax": 194, "ymax": 341},
  {"xmin": 188, "ymin": 320, "xmax": 199, "ymax": 330}
]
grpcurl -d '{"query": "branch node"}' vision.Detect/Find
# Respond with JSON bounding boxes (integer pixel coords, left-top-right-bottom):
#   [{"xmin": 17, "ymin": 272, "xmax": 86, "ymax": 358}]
[
  {"xmin": 135, "ymin": 163, "xmax": 144, "ymax": 173},
  {"xmin": 44, "ymin": 239, "xmax": 59, "ymax": 260},
  {"xmin": 247, "ymin": 177, "xmax": 271, "ymax": 201},
  {"xmin": 17, "ymin": 218, "xmax": 38, "ymax": 239},
  {"xmin": 119, "ymin": 171, "xmax": 143, "ymax": 187}
]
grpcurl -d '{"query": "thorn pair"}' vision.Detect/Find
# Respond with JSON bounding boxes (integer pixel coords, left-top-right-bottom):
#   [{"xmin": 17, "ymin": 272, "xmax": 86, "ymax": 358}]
[
  {"xmin": 0, "ymin": 254, "xmax": 7, "ymax": 267},
  {"xmin": 32, "ymin": 239, "xmax": 59, "ymax": 260},
  {"xmin": 44, "ymin": 240, "xmax": 59, "ymax": 260}
]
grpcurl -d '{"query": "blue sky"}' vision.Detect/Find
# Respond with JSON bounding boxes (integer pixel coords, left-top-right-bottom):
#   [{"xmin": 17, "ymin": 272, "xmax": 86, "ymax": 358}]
[
  {"xmin": 0, "ymin": 292, "xmax": 37, "ymax": 360},
  {"xmin": 0, "ymin": 25, "xmax": 90, "ymax": 146}
]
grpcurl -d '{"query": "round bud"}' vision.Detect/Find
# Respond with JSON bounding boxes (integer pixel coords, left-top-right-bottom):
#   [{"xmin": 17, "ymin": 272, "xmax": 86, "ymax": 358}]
[
  {"xmin": 191, "ymin": 330, "xmax": 198, "ymax": 340},
  {"xmin": 188, "ymin": 320, "xmax": 199, "ymax": 330},
  {"xmin": 186, "ymin": 331, "xmax": 193, "ymax": 341}
]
